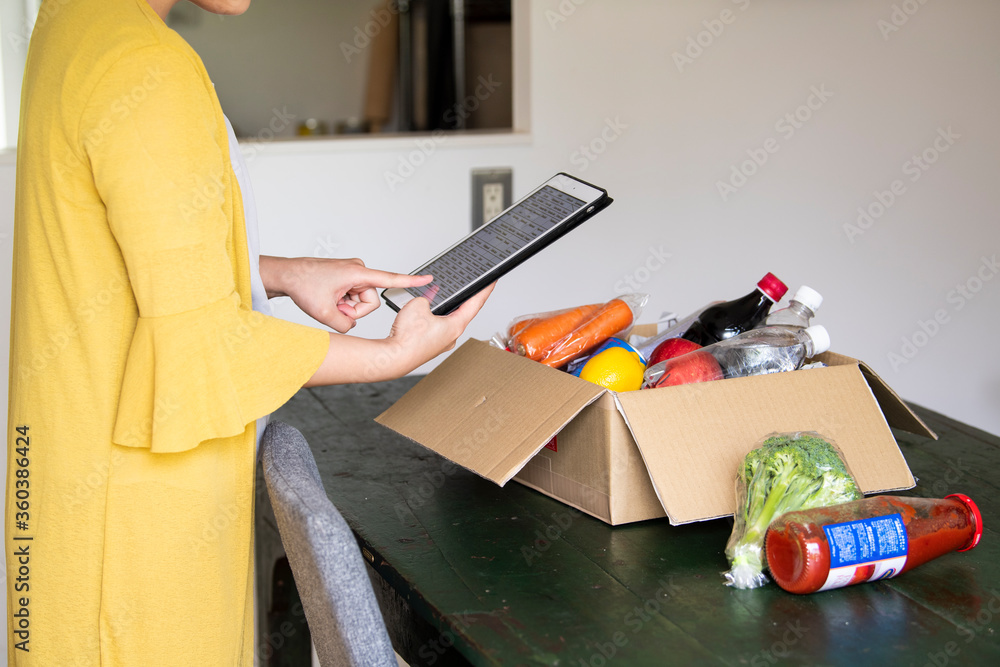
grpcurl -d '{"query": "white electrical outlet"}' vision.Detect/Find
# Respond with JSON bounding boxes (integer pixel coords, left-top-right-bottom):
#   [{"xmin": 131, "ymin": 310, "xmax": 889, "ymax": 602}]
[
  {"xmin": 483, "ymin": 183, "xmax": 505, "ymax": 222},
  {"xmin": 471, "ymin": 168, "xmax": 512, "ymax": 229}
]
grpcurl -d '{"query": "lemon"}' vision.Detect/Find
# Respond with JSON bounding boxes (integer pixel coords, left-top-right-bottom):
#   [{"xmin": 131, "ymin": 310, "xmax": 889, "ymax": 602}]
[{"xmin": 579, "ymin": 346, "xmax": 646, "ymax": 392}]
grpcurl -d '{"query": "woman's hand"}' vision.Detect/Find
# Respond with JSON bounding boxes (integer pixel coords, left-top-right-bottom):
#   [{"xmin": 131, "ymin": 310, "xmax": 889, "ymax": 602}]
[
  {"xmin": 259, "ymin": 256, "xmax": 432, "ymax": 333},
  {"xmin": 383, "ymin": 280, "xmax": 497, "ymax": 372},
  {"xmin": 304, "ymin": 281, "xmax": 496, "ymax": 387}
]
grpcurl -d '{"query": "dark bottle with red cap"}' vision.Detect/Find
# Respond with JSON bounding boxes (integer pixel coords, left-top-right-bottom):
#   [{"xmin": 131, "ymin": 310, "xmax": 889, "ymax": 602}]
[
  {"xmin": 765, "ymin": 494, "xmax": 982, "ymax": 595},
  {"xmin": 682, "ymin": 273, "xmax": 788, "ymax": 346}
]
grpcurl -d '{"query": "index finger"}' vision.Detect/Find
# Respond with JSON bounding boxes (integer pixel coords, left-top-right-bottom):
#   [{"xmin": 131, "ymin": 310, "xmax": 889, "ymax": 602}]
[{"xmin": 356, "ymin": 268, "xmax": 434, "ymax": 290}]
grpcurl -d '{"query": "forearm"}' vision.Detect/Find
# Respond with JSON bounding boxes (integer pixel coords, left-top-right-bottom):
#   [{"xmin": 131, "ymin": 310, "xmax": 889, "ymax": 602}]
[
  {"xmin": 258, "ymin": 255, "xmax": 294, "ymax": 299},
  {"xmin": 293, "ymin": 274, "xmax": 494, "ymax": 388},
  {"xmin": 304, "ymin": 334, "xmax": 417, "ymax": 387}
]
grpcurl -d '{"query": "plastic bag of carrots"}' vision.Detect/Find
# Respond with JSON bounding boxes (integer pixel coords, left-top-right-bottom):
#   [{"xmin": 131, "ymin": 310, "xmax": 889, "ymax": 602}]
[{"xmin": 503, "ymin": 294, "xmax": 648, "ymax": 368}]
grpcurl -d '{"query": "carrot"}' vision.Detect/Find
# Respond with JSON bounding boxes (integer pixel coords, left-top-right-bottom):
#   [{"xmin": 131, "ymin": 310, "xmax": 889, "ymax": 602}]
[
  {"xmin": 507, "ymin": 317, "xmax": 539, "ymax": 340},
  {"xmin": 512, "ymin": 303, "xmax": 602, "ymax": 360},
  {"xmin": 504, "ymin": 317, "xmax": 540, "ymax": 352},
  {"xmin": 538, "ymin": 298, "xmax": 635, "ymax": 368}
]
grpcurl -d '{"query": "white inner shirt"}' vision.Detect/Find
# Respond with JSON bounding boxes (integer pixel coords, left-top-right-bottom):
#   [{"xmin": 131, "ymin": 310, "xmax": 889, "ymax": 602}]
[{"xmin": 224, "ymin": 115, "xmax": 272, "ymax": 453}]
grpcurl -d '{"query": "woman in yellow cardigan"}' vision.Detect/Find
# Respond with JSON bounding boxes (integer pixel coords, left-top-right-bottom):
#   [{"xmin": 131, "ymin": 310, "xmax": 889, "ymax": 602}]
[{"xmin": 5, "ymin": 0, "xmax": 492, "ymax": 663}]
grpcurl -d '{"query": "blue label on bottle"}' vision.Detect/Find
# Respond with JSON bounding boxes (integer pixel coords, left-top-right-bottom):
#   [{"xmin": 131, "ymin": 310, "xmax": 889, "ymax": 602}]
[{"xmin": 819, "ymin": 513, "xmax": 908, "ymax": 591}]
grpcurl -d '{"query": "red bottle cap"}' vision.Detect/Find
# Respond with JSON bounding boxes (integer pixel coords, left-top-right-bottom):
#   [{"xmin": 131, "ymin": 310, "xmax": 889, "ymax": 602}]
[
  {"xmin": 757, "ymin": 273, "xmax": 788, "ymax": 302},
  {"xmin": 945, "ymin": 494, "xmax": 983, "ymax": 551}
]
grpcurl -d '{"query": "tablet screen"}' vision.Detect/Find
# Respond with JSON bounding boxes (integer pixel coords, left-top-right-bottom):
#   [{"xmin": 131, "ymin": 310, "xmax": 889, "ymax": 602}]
[{"xmin": 404, "ymin": 185, "xmax": 586, "ymax": 310}]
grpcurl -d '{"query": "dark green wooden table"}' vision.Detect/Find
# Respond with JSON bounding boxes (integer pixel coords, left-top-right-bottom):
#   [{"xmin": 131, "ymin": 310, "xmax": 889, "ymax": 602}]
[{"xmin": 266, "ymin": 378, "xmax": 999, "ymax": 667}]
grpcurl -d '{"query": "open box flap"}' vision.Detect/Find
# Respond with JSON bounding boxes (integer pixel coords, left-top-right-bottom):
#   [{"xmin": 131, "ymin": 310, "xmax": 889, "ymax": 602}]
[
  {"xmin": 376, "ymin": 339, "xmax": 606, "ymax": 485},
  {"xmin": 816, "ymin": 352, "xmax": 936, "ymax": 439},
  {"xmin": 813, "ymin": 352, "xmax": 937, "ymax": 440},
  {"xmin": 614, "ymin": 363, "xmax": 917, "ymax": 525}
]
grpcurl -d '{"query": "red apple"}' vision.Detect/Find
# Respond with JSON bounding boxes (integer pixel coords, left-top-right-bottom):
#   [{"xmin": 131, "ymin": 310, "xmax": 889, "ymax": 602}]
[
  {"xmin": 648, "ymin": 337, "xmax": 703, "ymax": 366},
  {"xmin": 653, "ymin": 350, "xmax": 724, "ymax": 388}
]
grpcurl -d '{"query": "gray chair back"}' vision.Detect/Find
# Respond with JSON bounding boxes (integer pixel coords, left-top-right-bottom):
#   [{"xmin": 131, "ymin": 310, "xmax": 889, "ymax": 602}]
[{"xmin": 261, "ymin": 420, "xmax": 397, "ymax": 667}]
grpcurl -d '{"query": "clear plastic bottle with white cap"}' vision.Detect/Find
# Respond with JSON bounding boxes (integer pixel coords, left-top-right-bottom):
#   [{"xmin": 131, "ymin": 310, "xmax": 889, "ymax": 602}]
[
  {"xmin": 643, "ymin": 325, "xmax": 831, "ymax": 388},
  {"xmin": 765, "ymin": 286, "xmax": 823, "ymax": 330}
]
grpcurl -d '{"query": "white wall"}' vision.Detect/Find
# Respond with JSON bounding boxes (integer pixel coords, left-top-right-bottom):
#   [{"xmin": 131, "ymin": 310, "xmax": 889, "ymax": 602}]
[
  {"xmin": 246, "ymin": 0, "xmax": 1000, "ymax": 436},
  {"xmin": 1, "ymin": 1, "xmax": 27, "ymax": 147},
  {"xmin": 0, "ymin": 0, "xmax": 997, "ymax": 660}
]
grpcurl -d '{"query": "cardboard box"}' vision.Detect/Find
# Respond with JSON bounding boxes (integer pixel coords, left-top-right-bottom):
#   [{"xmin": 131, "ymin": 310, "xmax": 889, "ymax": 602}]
[{"xmin": 376, "ymin": 333, "xmax": 936, "ymax": 526}]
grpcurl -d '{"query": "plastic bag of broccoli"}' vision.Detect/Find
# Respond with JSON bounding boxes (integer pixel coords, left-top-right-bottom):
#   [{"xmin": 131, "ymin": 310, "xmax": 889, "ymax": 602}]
[{"xmin": 724, "ymin": 431, "xmax": 862, "ymax": 589}]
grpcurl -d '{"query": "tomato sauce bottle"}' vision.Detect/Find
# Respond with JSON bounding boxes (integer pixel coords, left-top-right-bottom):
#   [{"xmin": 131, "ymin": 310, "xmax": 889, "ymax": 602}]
[{"xmin": 765, "ymin": 495, "xmax": 982, "ymax": 594}]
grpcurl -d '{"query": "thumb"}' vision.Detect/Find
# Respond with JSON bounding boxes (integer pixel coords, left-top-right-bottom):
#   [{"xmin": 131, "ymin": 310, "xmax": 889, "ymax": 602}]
[
  {"xmin": 447, "ymin": 281, "xmax": 496, "ymax": 327},
  {"xmin": 320, "ymin": 306, "xmax": 358, "ymax": 333}
]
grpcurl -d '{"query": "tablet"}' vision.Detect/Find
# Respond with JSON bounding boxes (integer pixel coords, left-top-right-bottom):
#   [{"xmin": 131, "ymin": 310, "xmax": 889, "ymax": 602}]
[{"xmin": 381, "ymin": 173, "xmax": 613, "ymax": 315}]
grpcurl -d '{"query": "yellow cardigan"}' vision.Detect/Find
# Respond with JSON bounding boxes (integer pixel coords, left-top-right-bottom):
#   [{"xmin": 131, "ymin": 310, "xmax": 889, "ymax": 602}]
[{"xmin": 6, "ymin": 0, "xmax": 328, "ymax": 663}]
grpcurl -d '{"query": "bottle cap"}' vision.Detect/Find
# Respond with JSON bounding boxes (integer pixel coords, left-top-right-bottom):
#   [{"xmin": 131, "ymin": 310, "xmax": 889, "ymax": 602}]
[
  {"xmin": 945, "ymin": 494, "xmax": 983, "ymax": 551},
  {"xmin": 804, "ymin": 325, "xmax": 831, "ymax": 355},
  {"xmin": 757, "ymin": 273, "xmax": 788, "ymax": 302},
  {"xmin": 792, "ymin": 285, "xmax": 823, "ymax": 313}
]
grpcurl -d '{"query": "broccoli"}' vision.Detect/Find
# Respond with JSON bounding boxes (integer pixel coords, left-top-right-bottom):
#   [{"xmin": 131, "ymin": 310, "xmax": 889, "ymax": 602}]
[{"xmin": 724, "ymin": 432, "xmax": 862, "ymax": 589}]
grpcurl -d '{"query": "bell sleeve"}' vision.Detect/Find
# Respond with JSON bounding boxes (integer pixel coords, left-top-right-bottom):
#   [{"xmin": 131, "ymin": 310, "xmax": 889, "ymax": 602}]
[{"xmin": 82, "ymin": 44, "xmax": 329, "ymax": 453}]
